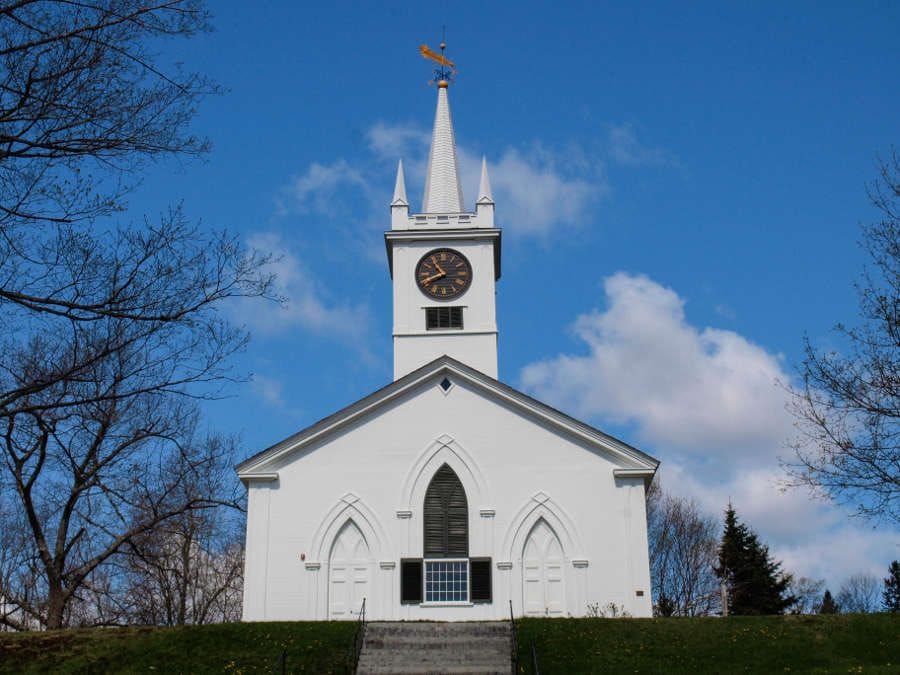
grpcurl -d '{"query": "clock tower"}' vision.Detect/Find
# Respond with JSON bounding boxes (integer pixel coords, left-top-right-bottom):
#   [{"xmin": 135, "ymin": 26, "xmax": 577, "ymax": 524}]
[{"xmin": 386, "ymin": 78, "xmax": 500, "ymax": 380}]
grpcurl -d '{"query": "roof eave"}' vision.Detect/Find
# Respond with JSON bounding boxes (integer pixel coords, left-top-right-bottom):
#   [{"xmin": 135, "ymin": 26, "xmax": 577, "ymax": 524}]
[{"xmin": 235, "ymin": 355, "xmax": 659, "ymax": 476}]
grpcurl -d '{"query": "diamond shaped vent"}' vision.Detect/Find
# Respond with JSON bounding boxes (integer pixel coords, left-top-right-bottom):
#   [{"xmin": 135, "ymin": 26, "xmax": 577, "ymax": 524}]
[{"xmin": 440, "ymin": 377, "xmax": 452, "ymax": 392}]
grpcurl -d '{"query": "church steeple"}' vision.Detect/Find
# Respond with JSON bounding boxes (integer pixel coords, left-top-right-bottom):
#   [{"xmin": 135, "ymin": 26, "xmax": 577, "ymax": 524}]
[
  {"xmin": 386, "ymin": 45, "xmax": 501, "ymax": 380},
  {"xmin": 422, "ymin": 83, "xmax": 464, "ymax": 213}
]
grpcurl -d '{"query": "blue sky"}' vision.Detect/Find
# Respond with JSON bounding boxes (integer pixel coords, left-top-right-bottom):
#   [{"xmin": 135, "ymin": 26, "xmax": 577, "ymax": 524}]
[{"xmin": 130, "ymin": 2, "xmax": 899, "ymax": 592}]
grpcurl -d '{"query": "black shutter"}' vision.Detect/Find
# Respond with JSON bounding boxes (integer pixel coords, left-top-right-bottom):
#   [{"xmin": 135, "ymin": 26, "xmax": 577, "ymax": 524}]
[
  {"xmin": 424, "ymin": 464, "xmax": 468, "ymax": 557},
  {"xmin": 470, "ymin": 558, "xmax": 492, "ymax": 603},
  {"xmin": 400, "ymin": 559, "xmax": 423, "ymax": 604}
]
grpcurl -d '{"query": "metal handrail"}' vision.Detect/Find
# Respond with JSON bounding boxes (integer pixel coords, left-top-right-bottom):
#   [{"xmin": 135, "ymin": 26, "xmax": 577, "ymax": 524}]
[
  {"xmin": 531, "ymin": 639, "xmax": 540, "ymax": 675},
  {"xmin": 509, "ymin": 599, "xmax": 518, "ymax": 675},
  {"xmin": 350, "ymin": 597, "xmax": 367, "ymax": 673}
]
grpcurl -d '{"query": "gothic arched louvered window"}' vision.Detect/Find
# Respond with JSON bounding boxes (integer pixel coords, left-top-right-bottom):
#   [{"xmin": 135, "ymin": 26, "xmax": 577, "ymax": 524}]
[{"xmin": 423, "ymin": 464, "xmax": 468, "ymax": 557}]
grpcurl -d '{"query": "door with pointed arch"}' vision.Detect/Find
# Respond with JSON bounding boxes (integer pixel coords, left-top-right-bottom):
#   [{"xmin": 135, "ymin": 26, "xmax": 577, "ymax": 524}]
[
  {"xmin": 522, "ymin": 518, "xmax": 565, "ymax": 617},
  {"xmin": 328, "ymin": 520, "xmax": 370, "ymax": 619}
]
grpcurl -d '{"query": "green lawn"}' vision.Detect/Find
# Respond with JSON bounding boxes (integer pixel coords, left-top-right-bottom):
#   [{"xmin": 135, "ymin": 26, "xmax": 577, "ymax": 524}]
[
  {"xmin": 0, "ymin": 621, "xmax": 357, "ymax": 674},
  {"xmin": 516, "ymin": 614, "xmax": 899, "ymax": 674},
  {"xmin": 1, "ymin": 615, "xmax": 896, "ymax": 674}
]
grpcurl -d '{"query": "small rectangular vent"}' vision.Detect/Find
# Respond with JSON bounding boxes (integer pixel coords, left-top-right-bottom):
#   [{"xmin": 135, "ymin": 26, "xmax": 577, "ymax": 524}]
[{"xmin": 426, "ymin": 306, "xmax": 463, "ymax": 330}]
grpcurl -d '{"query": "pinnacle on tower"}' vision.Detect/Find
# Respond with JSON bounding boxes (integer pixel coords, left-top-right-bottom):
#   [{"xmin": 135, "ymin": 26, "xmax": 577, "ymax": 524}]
[
  {"xmin": 392, "ymin": 159, "xmax": 408, "ymax": 206},
  {"xmin": 477, "ymin": 156, "xmax": 493, "ymax": 204},
  {"xmin": 422, "ymin": 85, "xmax": 464, "ymax": 213}
]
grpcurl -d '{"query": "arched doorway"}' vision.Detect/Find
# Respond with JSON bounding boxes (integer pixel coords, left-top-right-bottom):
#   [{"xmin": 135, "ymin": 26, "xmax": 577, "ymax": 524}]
[
  {"xmin": 328, "ymin": 520, "xmax": 370, "ymax": 619},
  {"xmin": 522, "ymin": 518, "xmax": 565, "ymax": 617}
]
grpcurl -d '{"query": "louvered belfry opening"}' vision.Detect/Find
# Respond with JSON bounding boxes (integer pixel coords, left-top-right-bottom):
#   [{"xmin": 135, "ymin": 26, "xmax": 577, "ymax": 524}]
[{"xmin": 423, "ymin": 464, "xmax": 468, "ymax": 557}]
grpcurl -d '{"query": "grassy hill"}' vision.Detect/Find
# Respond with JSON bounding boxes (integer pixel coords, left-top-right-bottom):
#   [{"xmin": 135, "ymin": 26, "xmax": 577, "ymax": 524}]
[
  {"xmin": 0, "ymin": 621, "xmax": 356, "ymax": 674},
  {"xmin": 0, "ymin": 614, "xmax": 896, "ymax": 674},
  {"xmin": 517, "ymin": 614, "xmax": 898, "ymax": 674}
]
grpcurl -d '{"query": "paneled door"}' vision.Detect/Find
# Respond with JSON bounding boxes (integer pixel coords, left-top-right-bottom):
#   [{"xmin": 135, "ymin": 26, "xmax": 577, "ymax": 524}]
[
  {"xmin": 522, "ymin": 519, "xmax": 565, "ymax": 617},
  {"xmin": 328, "ymin": 520, "xmax": 370, "ymax": 619}
]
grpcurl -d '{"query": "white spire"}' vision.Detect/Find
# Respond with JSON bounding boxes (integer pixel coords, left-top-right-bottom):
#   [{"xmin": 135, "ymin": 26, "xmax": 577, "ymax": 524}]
[
  {"xmin": 476, "ymin": 156, "xmax": 493, "ymax": 204},
  {"xmin": 422, "ymin": 85, "xmax": 464, "ymax": 213},
  {"xmin": 391, "ymin": 159, "xmax": 408, "ymax": 206}
]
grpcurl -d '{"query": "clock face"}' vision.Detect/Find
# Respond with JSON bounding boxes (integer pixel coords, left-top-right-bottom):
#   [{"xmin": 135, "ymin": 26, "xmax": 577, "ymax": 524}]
[{"xmin": 415, "ymin": 248, "xmax": 472, "ymax": 301}]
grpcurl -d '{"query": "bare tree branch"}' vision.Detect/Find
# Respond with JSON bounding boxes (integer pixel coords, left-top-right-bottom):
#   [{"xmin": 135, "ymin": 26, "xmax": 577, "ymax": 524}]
[{"xmin": 786, "ymin": 150, "xmax": 900, "ymax": 524}]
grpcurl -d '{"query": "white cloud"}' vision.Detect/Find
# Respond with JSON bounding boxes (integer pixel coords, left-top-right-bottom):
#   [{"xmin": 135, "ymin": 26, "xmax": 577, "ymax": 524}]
[
  {"xmin": 285, "ymin": 160, "xmax": 370, "ymax": 214},
  {"xmin": 666, "ymin": 461, "xmax": 898, "ymax": 587},
  {"xmin": 607, "ymin": 123, "xmax": 679, "ymax": 168},
  {"xmin": 367, "ymin": 122, "xmax": 430, "ymax": 160},
  {"xmin": 251, "ymin": 373, "xmax": 286, "ymax": 409},
  {"xmin": 520, "ymin": 272, "xmax": 792, "ymax": 460},
  {"xmin": 234, "ymin": 232, "xmax": 371, "ymax": 344},
  {"xmin": 281, "ymin": 119, "xmax": 676, "ymax": 240},
  {"xmin": 480, "ymin": 148, "xmax": 599, "ymax": 236},
  {"xmin": 366, "ymin": 122, "xmax": 604, "ymax": 237},
  {"xmin": 519, "ymin": 272, "xmax": 898, "ymax": 588}
]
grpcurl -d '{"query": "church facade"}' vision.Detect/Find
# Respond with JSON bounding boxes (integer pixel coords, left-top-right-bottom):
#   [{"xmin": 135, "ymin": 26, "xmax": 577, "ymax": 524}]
[{"xmin": 237, "ymin": 77, "xmax": 658, "ymax": 621}]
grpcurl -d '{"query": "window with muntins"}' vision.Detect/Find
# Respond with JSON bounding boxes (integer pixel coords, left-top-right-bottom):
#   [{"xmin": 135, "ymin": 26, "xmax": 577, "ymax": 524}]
[
  {"xmin": 425, "ymin": 560, "xmax": 468, "ymax": 602},
  {"xmin": 426, "ymin": 306, "xmax": 463, "ymax": 330}
]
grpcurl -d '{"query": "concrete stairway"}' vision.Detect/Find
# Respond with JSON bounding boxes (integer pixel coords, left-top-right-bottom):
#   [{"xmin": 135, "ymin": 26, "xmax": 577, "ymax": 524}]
[{"xmin": 356, "ymin": 621, "xmax": 512, "ymax": 674}]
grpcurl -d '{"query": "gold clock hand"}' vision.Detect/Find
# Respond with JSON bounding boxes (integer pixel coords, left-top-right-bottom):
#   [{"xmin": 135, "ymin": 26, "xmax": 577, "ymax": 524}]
[{"xmin": 421, "ymin": 270, "xmax": 446, "ymax": 285}]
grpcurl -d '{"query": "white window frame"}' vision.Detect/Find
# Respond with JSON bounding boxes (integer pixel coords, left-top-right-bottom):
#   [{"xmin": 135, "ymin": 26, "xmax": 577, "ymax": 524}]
[{"xmin": 422, "ymin": 558, "xmax": 470, "ymax": 605}]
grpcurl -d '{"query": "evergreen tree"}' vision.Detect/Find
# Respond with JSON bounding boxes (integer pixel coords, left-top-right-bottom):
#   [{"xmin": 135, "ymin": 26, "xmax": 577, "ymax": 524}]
[
  {"xmin": 655, "ymin": 595, "xmax": 676, "ymax": 617},
  {"xmin": 715, "ymin": 504, "xmax": 797, "ymax": 615},
  {"xmin": 818, "ymin": 590, "xmax": 840, "ymax": 614},
  {"xmin": 882, "ymin": 560, "xmax": 900, "ymax": 613}
]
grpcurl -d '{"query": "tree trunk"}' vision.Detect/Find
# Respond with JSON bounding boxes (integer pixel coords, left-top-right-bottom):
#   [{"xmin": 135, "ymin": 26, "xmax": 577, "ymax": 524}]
[{"xmin": 45, "ymin": 582, "xmax": 67, "ymax": 630}]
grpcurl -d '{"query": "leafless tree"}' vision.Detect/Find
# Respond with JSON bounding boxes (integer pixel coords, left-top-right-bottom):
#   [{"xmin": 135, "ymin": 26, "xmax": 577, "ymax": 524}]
[
  {"xmin": 836, "ymin": 573, "xmax": 882, "ymax": 613},
  {"xmin": 1, "ymin": 1, "xmax": 271, "ymax": 406},
  {"xmin": 646, "ymin": 482, "xmax": 721, "ymax": 616},
  {"xmin": 0, "ymin": 365, "xmax": 251, "ymax": 629},
  {"xmin": 787, "ymin": 151, "xmax": 900, "ymax": 524},
  {"xmin": 789, "ymin": 576, "xmax": 826, "ymax": 614},
  {"xmin": 0, "ymin": 2, "xmax": 272, "ymax": 629},
  {"xmin": 1, "ymin": 0, "xmax": 214, "ymax": 230},
  {"xmin": 122, "ymin": 457, "xmax": 244, "ymax": 626},
  {"xmin": 0, "ymin": 492, "xmax": 43, "ymax": 631},
  {"xmin": 0, "ymin": 218, "xmax": 270, "ymax": 631}
]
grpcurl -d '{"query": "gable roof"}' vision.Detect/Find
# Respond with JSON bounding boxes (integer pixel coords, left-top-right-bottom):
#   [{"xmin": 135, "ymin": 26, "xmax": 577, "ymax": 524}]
[{"xmin": 236, "ymin": 355, "xmax": 659, "ymax": 482}]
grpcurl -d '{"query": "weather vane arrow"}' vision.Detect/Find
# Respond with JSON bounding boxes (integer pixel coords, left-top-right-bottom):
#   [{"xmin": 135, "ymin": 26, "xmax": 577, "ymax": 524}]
[{"xmin": 420, "ymin": 41, "xmax": 456, "ymax": 86}]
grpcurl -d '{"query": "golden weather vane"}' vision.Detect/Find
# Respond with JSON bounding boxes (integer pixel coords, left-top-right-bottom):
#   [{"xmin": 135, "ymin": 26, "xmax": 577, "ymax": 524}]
[{"xmin": 419, "ymin": 41, "xmax": 456, "ymax": 86}]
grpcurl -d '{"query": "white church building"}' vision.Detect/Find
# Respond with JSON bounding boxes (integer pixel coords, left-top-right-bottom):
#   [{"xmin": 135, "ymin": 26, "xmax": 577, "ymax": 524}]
[{"xmin": 237, "ymin": 75, "xmax": 659, "ymax": 622}]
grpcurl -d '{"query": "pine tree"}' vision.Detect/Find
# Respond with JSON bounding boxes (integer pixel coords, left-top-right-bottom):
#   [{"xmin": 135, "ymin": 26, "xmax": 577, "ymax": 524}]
[
  {"xmin": 882, "ymin": 560, "xmax": 900, "ymax": 612},
  {"xmin": 819, "ymin": 589, "xmax": 840, "ymax": 614},
  {"xmin": 655, "ymin": 595, "xmax": 676, "ymax": 617},
  {"xmin": 715, "ymin": 504, "xmax": 797, "ymax": 615}
]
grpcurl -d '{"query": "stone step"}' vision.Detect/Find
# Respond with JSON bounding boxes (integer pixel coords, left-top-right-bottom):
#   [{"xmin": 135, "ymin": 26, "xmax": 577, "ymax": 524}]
[
  {"xmin": 360, "ymin": 655, "xmax": 511, "ymax": 665},
  {"xmin": 356, "ymin": 621, "xmax": 512, "ymax": 675},
  {"xmin": 361, "ymin": 651, "xmax": 510, "ymax": 662},
  {"xmin": 365, "ymin": 622, "xmax": 509, "ymax": 635},
  {"xmin": 358, "ymin": 667, "xmax": 509, "ymax": 675}
]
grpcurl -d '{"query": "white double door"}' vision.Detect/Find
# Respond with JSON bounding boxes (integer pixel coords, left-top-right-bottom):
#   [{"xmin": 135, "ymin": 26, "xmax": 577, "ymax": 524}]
[
  {"xmin": 328, "ymin": 521, "xmax": 370, "ymax": 619},
  {"xmin": 522, "ymin": 519, "xmax": 565, "ymax": 617}
]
